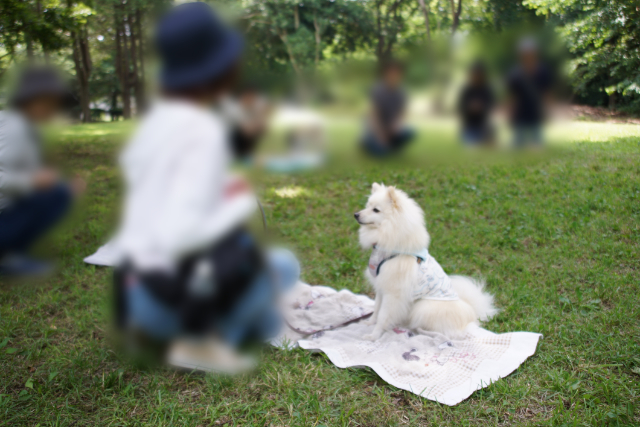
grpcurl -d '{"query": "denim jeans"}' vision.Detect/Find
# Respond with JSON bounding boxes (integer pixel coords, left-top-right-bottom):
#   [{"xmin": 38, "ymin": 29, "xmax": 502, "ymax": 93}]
[
  {"xmin": 513, "ymin": 124, "xmax": 543, "ymax": 148},
  {"xmin": 0, "ymin": 184, "xmax": 72, "ymax": 254},
  {"xmin": 461, "ymin": 126, "xmax": 494, "ymax": 146},
  {"xmin": 126, "ymin": 248, "xmax": 300, "ymax": 343},
  {"xmin": 362, "ymin": 127, "xmax": 415, "ymax": 157}
]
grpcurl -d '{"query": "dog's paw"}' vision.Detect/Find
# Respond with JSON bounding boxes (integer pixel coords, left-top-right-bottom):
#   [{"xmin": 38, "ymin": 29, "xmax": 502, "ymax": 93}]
[{"xmin": 363, "ymin": 333, "xmax": 379, "ymax": 341}]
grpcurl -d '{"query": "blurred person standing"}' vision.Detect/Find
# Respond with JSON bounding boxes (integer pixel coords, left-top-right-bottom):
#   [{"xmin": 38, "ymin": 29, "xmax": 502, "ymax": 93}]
[
  {"xmin": 362, "ymin": 60, "xmax": 414, "ymax": 156},
  {"xmin": 113, "ymin": 2, "xmax": 299, "ymax": 373},
  {"xmin": 458, "ymin": 61, "xmax": 496, "ymax": 146},
  {"xmin": 0, "ymin": 67, "xmax": 86, "ymax": 277},
  {"xmin": 507, "ymin": 38, "xmax": 553, "ymax": 147},
  {"xmin": 222, "ymin": 84, "xmax": 271, "ymax": 160}
]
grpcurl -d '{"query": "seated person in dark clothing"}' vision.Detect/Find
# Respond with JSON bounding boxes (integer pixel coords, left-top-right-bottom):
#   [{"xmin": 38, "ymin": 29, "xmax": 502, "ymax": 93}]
[
  {"xmin": 362, "ymin": 60, "xmax": 415, "ymax": 156},
  {"xmin": 458, "ymin": 61, "xmax": 496, "ymax": 146},
  {"xmin": 507, "ymin": 38, "xmax": 553, "ymax": 147},
  {"xmin": 0, "ymin": 66, "xmax": 86, "ymax": 277},
  {"xmin": 222, "ymin": 84, "xmax": 270, "ymax": 159}
]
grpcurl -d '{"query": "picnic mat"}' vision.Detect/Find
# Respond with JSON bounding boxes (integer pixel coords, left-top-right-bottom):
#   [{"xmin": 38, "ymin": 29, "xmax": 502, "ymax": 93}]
[{"xmin": 272, "ymin": 283, "xmax": 542, "ymax": 406}]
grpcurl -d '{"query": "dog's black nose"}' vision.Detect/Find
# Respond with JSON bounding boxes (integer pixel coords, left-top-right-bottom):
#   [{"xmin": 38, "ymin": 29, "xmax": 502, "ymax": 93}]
[{"xmin": 354, "ymin": 212, "xmax": 360, "ymax": 220}]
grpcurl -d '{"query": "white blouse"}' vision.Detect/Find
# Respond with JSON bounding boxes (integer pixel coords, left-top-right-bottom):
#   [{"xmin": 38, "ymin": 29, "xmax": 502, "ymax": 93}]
[{"xmin": 115, "ymin": 100, "xmax": 257, "ymax": 272}]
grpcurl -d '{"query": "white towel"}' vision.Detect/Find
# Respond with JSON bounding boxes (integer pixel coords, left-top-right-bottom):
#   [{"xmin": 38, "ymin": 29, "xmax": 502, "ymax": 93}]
[{"xmin": 273, "ymin": 283, "xmax": 542, "ymax": 406}]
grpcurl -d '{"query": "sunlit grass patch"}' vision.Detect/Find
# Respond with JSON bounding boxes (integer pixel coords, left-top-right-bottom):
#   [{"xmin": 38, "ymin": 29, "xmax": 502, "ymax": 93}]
[{"xmin": 272, "ymin": 186, "xmax": 313, "ymax": 199}]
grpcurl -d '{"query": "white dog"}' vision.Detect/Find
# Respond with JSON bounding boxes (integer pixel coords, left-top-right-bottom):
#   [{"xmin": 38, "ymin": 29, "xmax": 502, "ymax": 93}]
[{"xmin": 355, "ymin": 183, "xmax": 497, "ymax": 340}]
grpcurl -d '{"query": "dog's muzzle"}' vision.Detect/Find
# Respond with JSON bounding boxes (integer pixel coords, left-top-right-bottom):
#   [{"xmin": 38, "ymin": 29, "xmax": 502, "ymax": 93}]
[{"xmin": 354, "ymin": 212, "xmax": 372, "ymax": 225}]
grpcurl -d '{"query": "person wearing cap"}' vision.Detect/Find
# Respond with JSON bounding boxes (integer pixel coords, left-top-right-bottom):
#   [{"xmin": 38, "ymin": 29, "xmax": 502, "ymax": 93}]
[
  {"xmin": 0, "ymin": 66, "xmax": 86, "ymax": 276},
  {"xmin": 113, "ymin": 2, "xmax": 299, "ymax": 373},
  {"xmin": 507, "ymin": 38, "xmax": 553, "ymax": 147},
  {"xmin": 458, "ymin": 60, "xmax": 496, "ymax": 146}
]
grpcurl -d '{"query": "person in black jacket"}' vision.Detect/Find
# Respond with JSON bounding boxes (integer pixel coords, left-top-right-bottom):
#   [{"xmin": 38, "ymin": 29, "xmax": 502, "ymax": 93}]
[
  {"xmin": 507, "ymin": 38, "xmax": 553, "ymax": 147},
  {"xmin": 457, "ymin": 61, "xmax": 496, "ymax": 146}
]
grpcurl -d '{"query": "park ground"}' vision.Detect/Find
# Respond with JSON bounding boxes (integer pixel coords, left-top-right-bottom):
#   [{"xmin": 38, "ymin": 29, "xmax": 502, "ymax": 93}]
[{"xmin": 0, "ymin": 116, "xmax": 639, "ymax": 426}]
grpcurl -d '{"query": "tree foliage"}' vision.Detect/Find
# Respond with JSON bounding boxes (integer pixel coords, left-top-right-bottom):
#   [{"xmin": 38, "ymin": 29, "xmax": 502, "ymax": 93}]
[
  {"xmin": 1, "ymin": 0, "xmax": 639, "ymax": 115},
  {"xmin": 525, "ymin": 0, "xmax": 640, "ymax": 111},
  {"xmin": 238, "ymin": 0, "xmax": 374, "ymax": 85}
]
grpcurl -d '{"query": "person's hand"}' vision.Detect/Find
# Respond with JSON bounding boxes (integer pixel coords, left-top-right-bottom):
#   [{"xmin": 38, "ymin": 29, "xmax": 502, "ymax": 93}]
[
  {"xmin": 392, "ymin": 121, "xmax": 404, "ymax": 134},
  {"xmin": 375, "ymin": 129, "xmax": 389, "ymax": 146},
  {"xmin": 70, "ymin": 174, "xmax": 87, "ymax": 196},
  {"xmin": 32, "ymin": 168, "xmax": 59, "ymax": 189},
  {"xmin": 225, "ymin": 176, "xmax": 252, "ymax": 198}
]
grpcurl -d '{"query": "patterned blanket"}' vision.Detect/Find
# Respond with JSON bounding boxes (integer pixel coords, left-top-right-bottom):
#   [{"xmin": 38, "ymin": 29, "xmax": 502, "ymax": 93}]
[{"xmin": 272, "ymin": 283, "xmax": 542, "ymax": 406}]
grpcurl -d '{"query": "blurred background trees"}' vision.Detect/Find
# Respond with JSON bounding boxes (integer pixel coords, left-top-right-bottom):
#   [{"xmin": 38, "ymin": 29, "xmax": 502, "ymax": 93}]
[
  {"xmin": 525, "ymin": 0, "xmax": 640, "ymax": 112},
  {"xmin": 0, "ymin": 0, "xmax": 170, "ymax": 121},
  {"xmin": 1, "ymin": 0, "xmax": 639, "ymax": 120}
]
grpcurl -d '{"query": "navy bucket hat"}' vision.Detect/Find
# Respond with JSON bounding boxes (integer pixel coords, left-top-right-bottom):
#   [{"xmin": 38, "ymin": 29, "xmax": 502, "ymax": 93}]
[{"xmin": 156, "ymin": 2, "xmax": 243, "ymax": 91}]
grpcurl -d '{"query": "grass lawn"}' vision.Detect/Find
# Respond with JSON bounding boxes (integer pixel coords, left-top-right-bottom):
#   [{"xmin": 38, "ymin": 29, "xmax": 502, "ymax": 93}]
[{"xmin": 1, "ymin": 117, "xmax": 639, "ymax": 426}]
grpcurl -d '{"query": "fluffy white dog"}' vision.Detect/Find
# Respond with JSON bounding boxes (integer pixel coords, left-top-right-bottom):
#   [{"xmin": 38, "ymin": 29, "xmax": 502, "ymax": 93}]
[{"xmin": 355, "ymin": 183, "xmax": 497, "ymax": 340}]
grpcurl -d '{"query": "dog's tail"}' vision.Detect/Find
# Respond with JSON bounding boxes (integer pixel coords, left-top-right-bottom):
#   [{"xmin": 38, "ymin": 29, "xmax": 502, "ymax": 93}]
[{"xmin": 450, "ymin": 275, "xmax": 498, "ymax": 322}]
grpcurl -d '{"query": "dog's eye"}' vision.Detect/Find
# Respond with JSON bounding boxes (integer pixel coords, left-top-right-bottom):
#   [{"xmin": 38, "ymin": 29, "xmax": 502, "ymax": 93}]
[{"xmin": 373, "ymin": 208, "xmax": 380, "ymax": 213}]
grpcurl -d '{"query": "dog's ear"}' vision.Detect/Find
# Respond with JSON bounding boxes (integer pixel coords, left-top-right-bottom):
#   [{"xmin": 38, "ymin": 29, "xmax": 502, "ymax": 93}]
[
  {"xmin": 387, "ymin": 186, "xmax": 402, "ymax": 211},
  {"xmin": 371, "ymin": 182, "xmax": 382, "ymax": 193}
]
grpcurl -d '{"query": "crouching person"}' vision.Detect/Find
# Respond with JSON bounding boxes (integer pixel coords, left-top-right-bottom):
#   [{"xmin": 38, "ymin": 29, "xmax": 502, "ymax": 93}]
[
  {"xmin": 362, "ymin": 60, "xmax": 415, "ymax": 157},
  {"xmin": 113, "ymin": 2, "xmax": 299, "ymax": 373},
  {"xmin": 0, "ymin": 66, "xmax": 85, "ymax": 277}
]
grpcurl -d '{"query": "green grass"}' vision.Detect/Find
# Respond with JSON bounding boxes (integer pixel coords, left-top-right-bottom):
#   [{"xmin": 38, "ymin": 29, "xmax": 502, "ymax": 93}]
[{"xmin": 1, "ymin": 118, "xmax": 640, "ymax": 426}]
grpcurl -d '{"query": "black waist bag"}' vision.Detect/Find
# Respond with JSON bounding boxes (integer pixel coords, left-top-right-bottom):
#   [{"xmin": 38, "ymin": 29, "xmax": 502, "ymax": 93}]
[{"xmin": 114, "ymin": 228, "xmax": 264, "ymax": 335}]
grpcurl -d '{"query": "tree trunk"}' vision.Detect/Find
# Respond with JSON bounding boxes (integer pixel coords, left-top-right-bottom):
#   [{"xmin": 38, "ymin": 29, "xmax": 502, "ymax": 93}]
[
  {"xmin": 418, "ymin": 0, "xmax": 431, "ymax": 44},
  {"xmin": 450, "ymin": 0, "xmax": 462, "ymax": 36},
  {"xmin": 374, "ymin": 0, "xmax": 404, "ymax": 64},
  {"xmin": 294, "ymin": 5, "xmax": 300, "ymax": 30},
  {"xmin": 381, "ymin": 1, "xmax": 401, "ymax": 60},
  {"xmin": 432, "ymin": 0, "xmax": 461, "ymax": 114},
  {"xmin": 313, "ymin": 15, "xmax": 321, "ymax": 68},
  {"xmin": 609, "ymin": 92, "xmax": 616, "ymax": 111},
  {"xmin": 110, "ymin": 90, "xmax": 118, "ymax": 121},
  {"xmin": 135, "ymin": 8, "xmax": 146, "ymax": 112},
  {"xmin": 121, "ymin": 13, "xmax": 133, "ymax": 118},
  {"xmin": 376, "ymin": 1, "xmax": 384, "ymax": 63},
  {"xmin": 128, "ymin": 13, "xmax": 142, "ymax": 115},
  {"xmin": 25, "ymin": 34, "xmax": 35, "ymax": 62},
  {"xmin": 278, "ymin": 30, "xmax": 301, "ymax": 77},
  {"xmin": 114, "ymin": 8, "xmax": 123, "ymax": 98},
  {"xmin": 71, "ymin": 26, "xmax": 92, "ymax": 123},
  {"xmin": 492, "ymin": 1, "xmax": 501, "ymax": 32},
  {"xmin": 36, "ymin": 0, "xmax": 50, "ymax": 62},
  {"xmin": 116, "ymin": 5, "xmax": 131, "ymax": 120}
]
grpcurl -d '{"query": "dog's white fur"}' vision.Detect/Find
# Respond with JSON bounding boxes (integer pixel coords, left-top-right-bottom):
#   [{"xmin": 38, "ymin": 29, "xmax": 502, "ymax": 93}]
[{"xmin": 356, "ymin": 183, "xmax": 497, "ymax": 340}]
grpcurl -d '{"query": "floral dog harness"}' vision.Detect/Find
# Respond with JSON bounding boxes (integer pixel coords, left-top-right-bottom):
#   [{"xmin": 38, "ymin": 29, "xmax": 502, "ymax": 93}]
[{"xmin": 368, "ymin": 246, "xmax": 459, "ymax": 301}]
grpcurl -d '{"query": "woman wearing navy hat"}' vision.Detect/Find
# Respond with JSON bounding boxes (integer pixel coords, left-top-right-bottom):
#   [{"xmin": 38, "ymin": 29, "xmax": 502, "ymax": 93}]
[{"xmin": 113, "ymin": 2, "xmax": 299, "ymax": 372}]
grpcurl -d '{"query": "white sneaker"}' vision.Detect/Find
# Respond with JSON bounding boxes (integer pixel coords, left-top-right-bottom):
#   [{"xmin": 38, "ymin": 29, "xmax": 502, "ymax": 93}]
[{"xmin": 167, "ymin": 337, "xmax": 255, "ymax": 374}]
